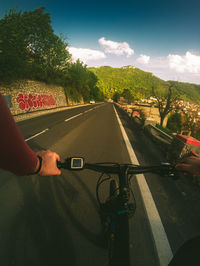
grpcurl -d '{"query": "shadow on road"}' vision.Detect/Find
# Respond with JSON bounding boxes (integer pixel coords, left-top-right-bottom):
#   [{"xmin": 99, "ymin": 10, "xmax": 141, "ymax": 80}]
[
  {"xmin": 54, "ymin": 171, "xmax": 105, "ymax": 247},
  {"xmin": 2, "ymin": 169, "xmax": 105, "ymax": 266},
  {"xmin": 3, "ymin": 176, "xmax": 75, "ymax": 266}
]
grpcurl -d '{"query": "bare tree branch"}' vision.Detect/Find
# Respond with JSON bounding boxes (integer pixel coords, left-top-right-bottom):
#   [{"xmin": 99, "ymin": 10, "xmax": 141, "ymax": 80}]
[{"xmin": 153, "ymin": 83, "xmax": 180, "ymax": 126}]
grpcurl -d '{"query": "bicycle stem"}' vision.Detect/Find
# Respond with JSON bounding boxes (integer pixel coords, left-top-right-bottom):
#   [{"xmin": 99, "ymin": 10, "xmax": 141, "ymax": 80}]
[{"xmin": 118, "ymin": 166, "xmax": 130, "ymax": 203}]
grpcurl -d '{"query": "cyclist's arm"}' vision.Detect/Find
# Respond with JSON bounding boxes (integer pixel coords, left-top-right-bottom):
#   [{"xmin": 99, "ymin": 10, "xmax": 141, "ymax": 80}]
[{"xmin": 0, "ymin": 94, "xmax": 61, "ymax": 176}]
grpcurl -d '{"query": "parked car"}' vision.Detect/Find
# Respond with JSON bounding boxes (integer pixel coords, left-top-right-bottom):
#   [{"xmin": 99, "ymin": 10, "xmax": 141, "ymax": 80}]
[{"xmin": 90, "ymin": 100, "xmax": 95, "ymax": 104}]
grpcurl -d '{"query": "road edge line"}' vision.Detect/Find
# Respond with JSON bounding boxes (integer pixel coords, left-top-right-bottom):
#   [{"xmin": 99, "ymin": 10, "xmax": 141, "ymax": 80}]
[{"xmin": 113, "ymin": 105, "xmax": 173, "ymax": 266}]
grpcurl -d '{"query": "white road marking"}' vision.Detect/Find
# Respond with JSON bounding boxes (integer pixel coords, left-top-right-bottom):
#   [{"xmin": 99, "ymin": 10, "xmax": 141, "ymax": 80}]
[
  {"xmin": 113, "ymin": 105, "xmax": 173, "ymax": 266},
  {"xmin": 65, "ymin": 105, "xmax": 101, "ymax": 118},
  {"xmin": 24, "ymin": 105, "xmax": 103, "ymax": 142},
  {"xmin": 65, "ymin": 113, "xmax": 83, "ymax": 122},
  {"xmin": 25, "ymin": 128, "xmax": 49, "ymax": 142}
]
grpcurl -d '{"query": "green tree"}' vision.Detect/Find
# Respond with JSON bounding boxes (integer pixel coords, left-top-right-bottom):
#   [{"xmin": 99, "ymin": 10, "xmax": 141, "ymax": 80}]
[
  {"xmin": 63, "ymin": 60, "xmax": 99, "ymax": 102},
  {"xmin": 0, "ymin": 8, "xmax": 29, "ymax": 79},
  {"xmin": 167, "ymin": 112, "xmax": 182, "ymax": 133},
  {"xmin": 0, "ymin": 7, "xmax": 71, "ymax": 81},
  {"xmin": 0, "ymin": 7, "xmax": 101, "ymax": 104},
  {"xmin": 122, "ymin": 88, "xmax": 134, "ymax": 104},
  {"xmin": 181, "ymin": 111, "xmax": 198, "ymax": 136},
  {"xmin": 112, "ymin": 91, "xmax": 120, "ymax": 102},
  {"xmin": 90, "ymin": 86, "xmax": 104, "ymax": 101}
]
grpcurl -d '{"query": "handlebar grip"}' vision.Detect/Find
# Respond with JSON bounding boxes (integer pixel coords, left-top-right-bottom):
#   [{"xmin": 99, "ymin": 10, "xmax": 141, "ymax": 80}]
[{"xmin": 57, "ymin": 161, "xmax": 62, "ymax": 169}]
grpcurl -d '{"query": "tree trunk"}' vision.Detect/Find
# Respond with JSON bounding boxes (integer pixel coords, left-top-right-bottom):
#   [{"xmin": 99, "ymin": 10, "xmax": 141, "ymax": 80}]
[{"xmin": 160, "ymin": 115, "xmax": 165, "ymax": 126}]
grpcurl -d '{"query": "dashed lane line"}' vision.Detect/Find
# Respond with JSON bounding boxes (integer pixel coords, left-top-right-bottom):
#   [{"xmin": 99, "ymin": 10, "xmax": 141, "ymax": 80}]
[
  {"xmin": 25, "ymin": 128, "xmax": 49, "ymax": 142},
  {"xmin": 113, "ymin": 105, "xmax": 173, "ymax": 266},
  {"xmin": 65, "ymin": 112, "xmax": 83, "ymax": 122},
  {"xmin": 25, "ymin": 105, "xmax": 103, "ymax": 142},
  {"xmin": 65, "ymin": 105, "xmax": 102, "ymax": 120}
]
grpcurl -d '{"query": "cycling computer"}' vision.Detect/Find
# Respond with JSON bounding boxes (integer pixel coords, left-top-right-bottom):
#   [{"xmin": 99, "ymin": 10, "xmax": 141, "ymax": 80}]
[{"xmin": 70, "ymin": 157, "xmax": 84, "ymax": 169}]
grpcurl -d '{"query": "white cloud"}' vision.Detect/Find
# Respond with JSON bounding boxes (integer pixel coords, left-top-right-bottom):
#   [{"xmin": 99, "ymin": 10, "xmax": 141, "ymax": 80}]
[
  {"xmin": 98, "ymin": 37, "xmax": 134, "ymax": 57},
  {"xmin": 68, "ymin": 47, "xmax": 106, "ymax": 63},
  {"xmin": 168, "ymin": 51, "xmax": 200, "ymax": 74},
  {"xmin": 136, "ymin": 54, "xmax": 150, "ymax": 64}
]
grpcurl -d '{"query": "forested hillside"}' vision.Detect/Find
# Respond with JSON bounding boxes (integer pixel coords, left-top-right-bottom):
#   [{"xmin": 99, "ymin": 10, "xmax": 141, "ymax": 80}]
[{"xmin": 89, "ymin": 66, "xmax": 200, "ymax": 103}]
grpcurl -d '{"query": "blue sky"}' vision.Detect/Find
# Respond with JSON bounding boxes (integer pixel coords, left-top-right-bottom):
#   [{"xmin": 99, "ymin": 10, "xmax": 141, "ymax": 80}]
[{"xmin": 1, "ymin": 0, "xmax": 200, "ymax": 84}]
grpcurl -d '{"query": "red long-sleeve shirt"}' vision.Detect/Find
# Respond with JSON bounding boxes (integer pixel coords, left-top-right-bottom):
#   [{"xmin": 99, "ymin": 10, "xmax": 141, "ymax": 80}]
[{"xmin": 0, "ymin": 94, "xmax": 38, "ymax": 175}]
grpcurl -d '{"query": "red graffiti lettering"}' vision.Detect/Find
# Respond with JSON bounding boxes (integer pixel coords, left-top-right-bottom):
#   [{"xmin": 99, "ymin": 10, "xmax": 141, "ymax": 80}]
[{"xmin": 16, "ymin": 93, "xmax": 56, "ymax": 111}]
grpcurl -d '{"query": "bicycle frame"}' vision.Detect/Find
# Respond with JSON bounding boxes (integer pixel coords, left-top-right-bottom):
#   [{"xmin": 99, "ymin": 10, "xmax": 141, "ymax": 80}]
[
  {"xmin": 57, "ymin": 159, "xmax": 178, "ymax": 266},
  {"xmin": 107, "ymin": 166, "xmax": 132, "ymax": 266}
]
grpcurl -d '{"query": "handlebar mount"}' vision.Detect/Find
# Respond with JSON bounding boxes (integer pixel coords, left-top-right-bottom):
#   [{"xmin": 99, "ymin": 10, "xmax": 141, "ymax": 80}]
[{"xmin": 57, "ymin": 157, "xmax": 84, "ymax": 170}]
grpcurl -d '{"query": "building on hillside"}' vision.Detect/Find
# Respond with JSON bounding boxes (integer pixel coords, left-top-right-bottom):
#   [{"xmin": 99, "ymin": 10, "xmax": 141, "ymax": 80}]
[{"xmin": 121, "ymin": 65, "xmax": 136, "ymax": 69}]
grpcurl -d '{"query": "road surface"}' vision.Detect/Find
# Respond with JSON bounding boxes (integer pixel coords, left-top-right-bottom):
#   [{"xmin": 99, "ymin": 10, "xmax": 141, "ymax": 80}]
[{"xmin": 0, "ymin": 103, "xmax": 200, "ymax": 266}]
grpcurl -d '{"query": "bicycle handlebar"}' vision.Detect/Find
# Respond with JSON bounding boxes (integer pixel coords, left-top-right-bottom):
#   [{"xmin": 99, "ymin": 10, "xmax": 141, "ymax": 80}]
[{"xmin": 57, "ymin": 158, "xmax": 179, "ymax": 178}]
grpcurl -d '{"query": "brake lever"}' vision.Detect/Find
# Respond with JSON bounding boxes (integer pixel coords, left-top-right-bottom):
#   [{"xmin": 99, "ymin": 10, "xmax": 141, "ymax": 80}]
[
  {"xmin": 156, "ymin": 163, "xmax": 180, "ymax": 180},
  {"xmin": 168, "ymin": 169, "xmax": 181, "ymax": 180}
]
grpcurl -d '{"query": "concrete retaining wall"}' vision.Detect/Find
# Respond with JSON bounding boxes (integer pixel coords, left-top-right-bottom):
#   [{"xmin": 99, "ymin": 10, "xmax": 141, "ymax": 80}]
[{"xmin": 0, "ymin": 79, "xmax": 84, "ymax": 121}]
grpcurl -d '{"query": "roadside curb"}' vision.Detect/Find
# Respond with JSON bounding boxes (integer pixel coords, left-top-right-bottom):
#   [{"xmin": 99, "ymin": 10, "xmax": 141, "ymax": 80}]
[{"xmin": 14, "ymin": 103, "xmax": 93, "ymax": 123}]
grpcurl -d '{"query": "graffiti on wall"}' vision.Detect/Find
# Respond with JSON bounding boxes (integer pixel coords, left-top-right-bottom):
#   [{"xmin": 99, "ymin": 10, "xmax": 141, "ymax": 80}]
[{"xmin": 16, "ymin": 93, "xmax": 56, "ymax": 111}]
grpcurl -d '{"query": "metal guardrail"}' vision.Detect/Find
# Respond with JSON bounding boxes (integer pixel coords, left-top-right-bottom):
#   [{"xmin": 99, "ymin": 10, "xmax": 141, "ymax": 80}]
[
  {"xmin": 116, "ymin": 103, "xmax": 200, "ymax": 186},
  {"xmin": 143, "ymin": 125, "xmax": 172, "ymax": 155},
  {"xmin": 146, "ymin": 124, "xmax": 173, "ymax": 143},
  {"xmin": 116, "ymin": 103, "xmax": 173, "ymax": 151}
]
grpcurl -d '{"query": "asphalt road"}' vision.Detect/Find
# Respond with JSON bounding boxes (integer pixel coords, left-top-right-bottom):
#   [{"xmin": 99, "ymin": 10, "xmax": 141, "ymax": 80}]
[{"xmin": 0, "ymin": 103, "xmax": 200, "ymax": 266}]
